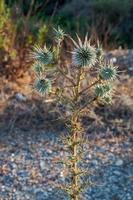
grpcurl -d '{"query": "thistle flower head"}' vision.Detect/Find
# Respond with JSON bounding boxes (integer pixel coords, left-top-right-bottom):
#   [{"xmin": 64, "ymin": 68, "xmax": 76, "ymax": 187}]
[
  {"xmin": 71, "ymin": 35, "xmax": 96, "ymax": 68},
  {"xmin": 32, "ymin": 61, "xmax": 44, "ymax": 73},
  {"xmin": 99, "ymin": 63, "xmax": 117, "ymax": 81},
  {"xmin": 31, "ymin": 45, "xmax": 53, "ymax": 65},
  {"xmin": 34, "ymin": 77, "xmax": 51, "ymax": 95},
  {"xmin": 95, "ymin": 83, "xmax": 112, "ymax": 97},
  {"xmin": 53, "ymin": 26, "xmax": 65, "ymax": 42}
]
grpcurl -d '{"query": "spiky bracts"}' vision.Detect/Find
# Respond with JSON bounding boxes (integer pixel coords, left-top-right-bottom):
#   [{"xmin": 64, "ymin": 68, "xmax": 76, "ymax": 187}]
[
  {"xmin": 99, "ymin": 63, "xmax": 117, "ymax": 81},
  {"xmin": 32, "ymin": 61, "xmax": 44, "ymax": 73},
  {"xmin": 34, "ymin": 77, "xmax": 51, "ymax": 95},
  {"xmin": 102, "ymin": 95, "xmax": 112, "ymax": 104},
  {"xmin": 95, "ymin": 83, "xmax": 112, "ymax": 97},
  {"xmin": 95, "ymin": 83, "xmax": 114, "ymax": 104},
  {"xmin": 94, "ymin": 61, "xmax": 118, "ymax": 104},
  {"xmin": 31, "ymin": 44, "xmax": 53, "ymax": 96},
  {"xmin": 71, "ymin": 35, "xmax": 96, "ymax": 68},
  {"xmin": 96, "ymin": 41, "xmax": 104, "ymax": 60},
  {"xmin": 96, "ymin": 47, "xmax": 104, "ymax": 60},
  {"xmin": 53, "ymin": 26, "xmax": 66, "ymax": 42},
  {"xmin": 31, "ymin": 45, "xmax": 53, "ymax": 65}
]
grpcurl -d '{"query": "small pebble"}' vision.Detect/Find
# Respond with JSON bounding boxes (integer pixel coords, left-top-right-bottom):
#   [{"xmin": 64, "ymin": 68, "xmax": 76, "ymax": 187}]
[
  {"xmin": 40, "ymin": 160, "xmax": 46, "ymax": 170},
  {"xmin": 115, "ymin": 159, "xmax": 124, "ymax": 166}
]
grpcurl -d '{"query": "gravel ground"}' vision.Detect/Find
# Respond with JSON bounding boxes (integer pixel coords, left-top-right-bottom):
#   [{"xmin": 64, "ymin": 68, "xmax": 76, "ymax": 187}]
[
  {"xmin": 0, "ymin": 48, "xmax": 133, "ymax": 200},
  {"xmin": 0, "ymin": 129, "xmax": 133, "ymax": 200}
]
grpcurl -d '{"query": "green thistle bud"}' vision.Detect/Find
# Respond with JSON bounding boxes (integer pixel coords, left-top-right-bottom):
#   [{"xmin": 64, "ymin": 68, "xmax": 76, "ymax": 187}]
[
  {"xmin": 95, "ymin": 83, "xmax": 112, "ymax": 97},
  {"xmin": 34, "ymin": 77, "xmax": 51, "ymax": 95},
  {"xmin": 99, "ymin": 64, "xmax": 117, "ymax": 81},
  {"xmin": 102, "ymin": 95, "xmax": 112, "ymax": 104},
  {"xmin": 96, "ymin": 47, "xmax": 104, "ymax": 59},
  {"xmin": 53, "ymin": 26, "xmax": 65, "ymax": 42},
  {"xmin": 71, "ymin": 35, "xmax": 96, "ymax": 68},
  {"xmin": 32, "ymin": 62, "xmax": 44, "ymax": 73},
  {"xmin": 31, "ymin": 45, "xmax": 53, "ymax": 65},
  {"xmin": 103, "ymin": 84, "xmax": 112, "ymax": 93},
  {"xmin": 96, "ymin": 41, "xmax": 104, "ymax": 60}
]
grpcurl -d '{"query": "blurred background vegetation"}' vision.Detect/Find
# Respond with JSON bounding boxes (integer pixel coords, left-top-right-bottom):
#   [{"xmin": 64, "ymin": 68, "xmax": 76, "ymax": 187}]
[{"xmin": 0, "ymin": 0, "xmax": 133, "ymax": 79}]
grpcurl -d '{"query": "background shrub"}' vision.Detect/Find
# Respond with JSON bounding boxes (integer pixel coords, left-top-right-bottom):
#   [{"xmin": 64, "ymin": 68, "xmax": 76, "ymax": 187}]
[
  {"xmin": 0, "ymin": 0, "xmax": 132, "ymax": 80},
  {"xmin": 4, "ymin": 0, "xmax": 133, "ymax": 49}
]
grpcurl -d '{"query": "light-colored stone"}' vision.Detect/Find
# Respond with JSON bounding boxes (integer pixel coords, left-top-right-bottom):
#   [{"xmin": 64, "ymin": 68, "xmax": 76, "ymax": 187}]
[
  {"xmin": 40, "ymin": 160, "xmax": 46, "ymax": 170},
  {"xmin": 115, "ymin": 159, "xmax": 123, "ymax": 166}
]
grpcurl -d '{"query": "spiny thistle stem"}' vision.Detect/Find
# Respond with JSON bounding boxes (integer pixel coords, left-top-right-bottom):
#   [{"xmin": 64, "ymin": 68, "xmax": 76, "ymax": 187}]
[
  {"xmin": 74, "ymin": 68, "xmax": 83, "ymax": 101},
  {"xmin": 68, "ymin": 69, "xmax": 84, "ymax": 200},
  {"xmin": 70, "ymin": 115, "xmax": 81, "ymax": 200}
]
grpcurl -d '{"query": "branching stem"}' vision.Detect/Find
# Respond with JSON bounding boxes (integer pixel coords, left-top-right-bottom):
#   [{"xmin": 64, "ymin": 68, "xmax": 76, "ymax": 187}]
[
  {"xmin": 78, "ymin": 96, "xmax": 98, "ymax": 114},
  {"xmin": 79, "ymin": 78, "xmax": 100, "ymax": 95},
  {"xmin": 57, "ymin": 66, "xmax": 76, "ymax": 86},
  {"xmin": 56, "ymin": 41, "xmax": 76, "ymax": 87}
]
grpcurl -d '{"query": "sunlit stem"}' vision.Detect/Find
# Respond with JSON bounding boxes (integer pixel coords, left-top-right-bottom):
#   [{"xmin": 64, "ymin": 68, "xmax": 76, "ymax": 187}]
[
  {"xmin": 67, "ymin": 68, "xmax": 84, "ymax": 200},
  {"xmin": 70, "ymin": 115, "xmax": 80, "ymax": 200},
  {"xmin": 73, "ymin": 68, "xmax": 83, "ymax": 101}
]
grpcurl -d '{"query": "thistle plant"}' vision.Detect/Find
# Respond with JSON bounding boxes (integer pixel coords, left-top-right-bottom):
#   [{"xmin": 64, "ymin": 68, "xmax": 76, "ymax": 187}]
[{"xmin": 30, "ymin": 27, "xmax": 118, "ymax": 200}]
